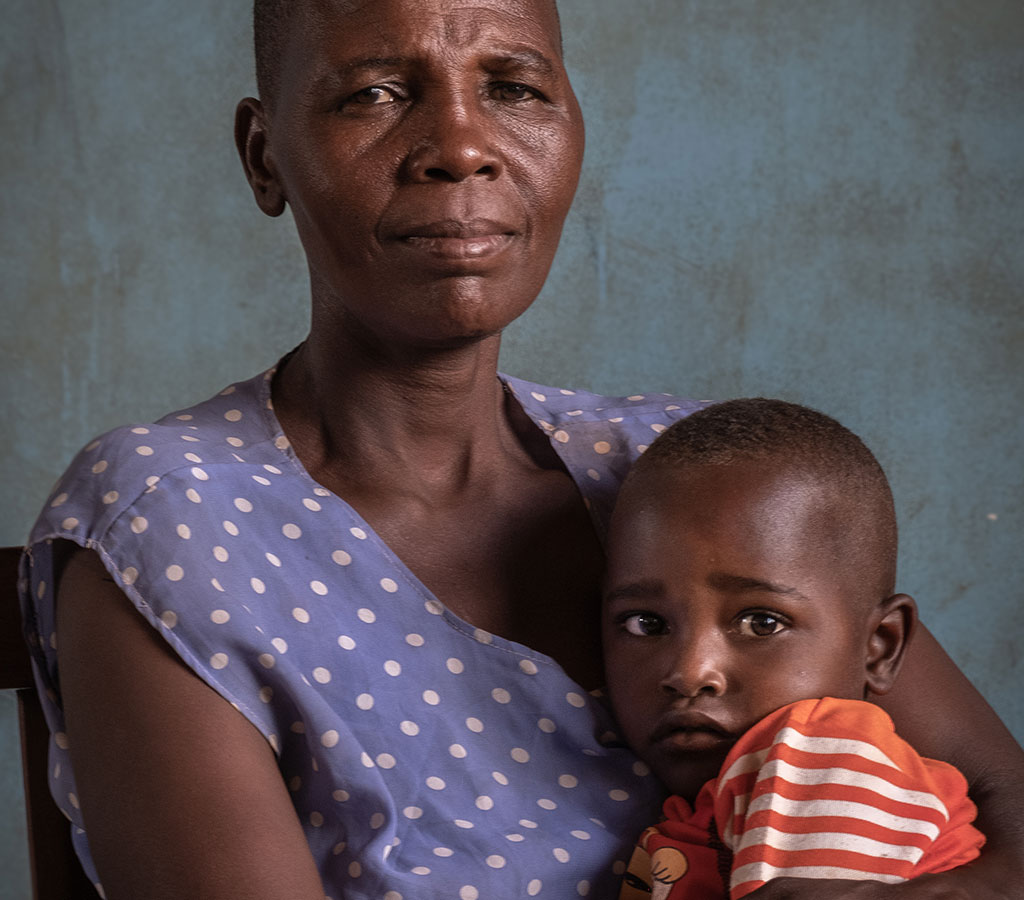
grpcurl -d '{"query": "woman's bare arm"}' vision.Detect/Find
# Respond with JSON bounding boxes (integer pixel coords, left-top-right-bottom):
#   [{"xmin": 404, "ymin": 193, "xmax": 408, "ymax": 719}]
[
  {"xmin": 56, "ymin": 546, "xmax": 328, "ymax": 900},
  {"xmin": 748, "ymin": 623, "xmax": 1024, "ymax": 900}
]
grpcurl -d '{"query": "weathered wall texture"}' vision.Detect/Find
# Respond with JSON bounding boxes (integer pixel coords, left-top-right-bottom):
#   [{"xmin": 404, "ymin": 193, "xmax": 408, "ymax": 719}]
[{"xmin": 2, "ymin": 1, "xmax": 1021, "ymax": 894}]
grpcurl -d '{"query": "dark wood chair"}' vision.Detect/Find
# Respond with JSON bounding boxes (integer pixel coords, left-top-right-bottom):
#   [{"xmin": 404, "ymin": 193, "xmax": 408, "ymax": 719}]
[{"xmin": 1, "ymin": 545, "xmax": 99, "ymax": 899}]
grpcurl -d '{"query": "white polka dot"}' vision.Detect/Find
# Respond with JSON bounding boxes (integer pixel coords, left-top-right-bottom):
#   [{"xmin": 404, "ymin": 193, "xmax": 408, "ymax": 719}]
[
  {"xmin": 587, "ymin": 468, "xmax": 601, "ymax": 482},
  {"xmin": 121, "ymin": 567, "xmax": 139, "ymax": 585},
  {"xmin": 271, "ymin": 639, "xmax": 288, "ymax": 655},
  {"xmin": 332, "ymin": 550, "xmax": 352, "ymax": 566},
  {"xmin": 608, "ymin": 417, "xmax": 624, "ymax": 424},
  {"xmin": 293, "ymin": 607, "xmax": 310, "ymax": 623},
  {"xmin": 165, "ymin": 565, "xmax": 184, "ymax": 582},
  {"xmin": 577, "ymin": 880, "xmax": 591, "ymax": 896},
  {"xmin": 445, "ymin": 658, "xmax": 466, "ymax": 675},
  {"xmin": 213, "ymin": 546, "xmax": 229, "ymax": 562},
  {"xmin": 68, "ymin": 792, "xmax": 80, "ymax": 809},
  {"xmin": 426, "ymin": 776, "xmax": 446, "ymax": 790},
  {"xmin": 404, "ymin": 806, "xmax": 423, "ymax": 819},
  {"xmin": 510, "ymin": 748, "xmax": 530, "ymax": 763},
  {"xmin": 259, "ymin": 687, "xmax": 273, "ymax": 703},
  {"xmin": 50, "ymin": 493, "xmax": 68, "ymax": 508},
  {"xmin": 234, "ymin": 498, "xmax": 253, "ymax": 513},
  {"xmin": 553, "ymin": 430, "xmax": 570, "ymax": 443},
  {"xmin": 310, "ymin": 811, "xmax": 324, "ymax": 827},
  {"xmin": 559, "ymin": 774, "xmax": 579, "ymax": 789},
  {"xmin": 528, "ymin": 880, "xmax": 542, "ymax": 896},
  {"xmin": 519, "ymin": 819, "xmax": 538, "ymax": 829},
  {"xmin": 102, "ymin": 491, "xmax": 119, "ymax": 505},
  {"xmin": 405, "ymin": 633, "xmax": 425, "ymax": 647},
  {"xmin": 251, "ymin": 577, "xmax": 266, "ymax": 594},
  {"xmin": 384, "ymin": 891, "xmax": 403, "ymax": 900},
  {"xmin": 191, "ymin": 466, "xmax": 209, "ymax": 481},
  {"xmin": 566, "ymin": 692, "xmax": 587, "ymax": 708},
  {"xmin": 530, "ymin": 391, "xmax": 547, "ymax": 401},
  {"xmin": 211, "ymin": 609, "xmax": 230, "ymax": 624},
  {"xmin": 266, "ymin": 552, "xmax": 282, "ymax": 567},
  {"xmin": 633, "ymin": 761, "xmax": 651, "ymax": 777},
  {"xmin": 283, "ymin": 523, "xmax": 302, "ymax": 539},
  {"xmin": 274, "ymin": 435, "xmax": 289, "ymax": 450},
  {"xmin": 593, "ymin": 441, "xmax": 611, "ymax": 455},
  {"xmin": 449, "ymin": 743, "xmax": 467, "ymax": 758},
  {"xmin": 401, "ymin": 721, "xmax": 420, "ymax": 736},
  {"xmin": 486, "ymin": 854, "xmax": 506, "ymax": 869},
  {"xmin": 223, "ymin": 520, "xmax": 240, "ymax": 536},
  {"xmin": 348, "ymin": 861, "xmax": 362, "ymax": 878},
  {"xmin": 333, "ymin": 790, "xmax": 349, "ymax": 802},
  {"xmin": 226, "ymin": 437, "xmax": 244, "ymax": 448},
  {"xmin": 491, "ymin": 688, "xmax": 511, "ymax": 704},
  {"xmin": 135, "ymin": 445, "xmax": 154, "ymax": 456},
  {"xmin": 210, "ymin": 578, "xmax": 224, "ymax": 592},
  {"xmin": 637, "ymin": 444, "xmax": 649, "ymax": 454},
  {"xmin": 176, "ymin": 524, "xmax": 191, "ymax": 539},
  {"xmin": 609, "ymin": 789, "xmax": 630, "ymax": 802},
  {"xmin": 380, "ymin": 577, "xmax": 399, "ymax": 593},
  {"xmin": 411, "ymin": 866, "xmax": 430, "ymax": 876},
  {"xmin": 253, "ymin": 476, "xmax": 272, "ymax": 488},
  {"xmin": 350, "ymin": 527, "xmax": 367, "ymax": 540},
  {"xmin": 567, "ymin": 409, "xmax": 583, "ymax": 416},
  {"xmin": 92, "ymin": 460, "xmax": 108, "ymax": 474},
  {"xmin": 474, "ymin": 629, "xmax": 493, "ymax": 645},
  {"xmin": 61, "ymin": 517, "xmax": 79, "ymax": 530},
  {"xmin": 506, "ymin": 833, "xmax": 525, "ymax": 842},
  {"xmin": 313, "ymin": 667, "xmax": 331, "ymax": 684},
  {"xmin": 303, "ymin": 498, "xmax": 322, "ymax": 511},
  {"xmin": 433, "ymin": 847, "xmax": 453, "ymax": 857},
  {"xmin": 160, "ymin": 611, "xmax": 178, "ymax": 629},
  {"xmin": 554, "ymin": 848, "xmax": 570, "ymax": 863},
  {"xmin": 459, "ymin": 887, "xmax": 478, "ymax": 900},
  {"xmin": 360, "ymin": 753, "xmax": 375, "ymax": 768},
  {"xmin": 54, "ymin": 732, "xmax": 70, "ymax": 750},
  {"xmin": 571, "ymin": 830, "xmax": 591, "ymax": 840},
  {"xmin": 376, "ymin": 754, "xmax": 396, "ymax": 769},
  {"xmin": 423, "ymin": 690, "xmax": 440, "ymax": 705},
  {"xmin": 466, "ymin": 717, "xmax": 484, "ymax": 733},
  {"xmin": 224, "ymin": 409, "xmax": 243, "ymax": 422},
  {"xmin": 263, "ymin": 464, "xmax": 282, "ymax": 475},
  {"xmin": 538, "ymin": 718, "xmax": 557, "ymax": 733},
  {"xmin": 184, "ymin": 453, "xmax": 203, "ymax": 464},
  {"xmin": 258, "ymin": 653, "xmax": 275, "ymax": 669},
  {"xmin": 492, "ymin": 771, "xmax": 509, "ymax": 786},
  {"xmin": 310, "ymin": 580, "xmax": 328, "ymax": 596},
  {"xmin": 476, "ymin": 796, "xmax": 495, "ymax": 811},
  {"xmin": 384, "ymin": 660, "xmax": 402, "ymax": 676},
  {"xmin": 357, "ymin": 608, "xmax": 376, "ymax": 623},
  {"xmin": 538, "ymin": 798, "xmax": 558, "ymax": 810},
  {"xmin": 425, "ymin": 600, "xmax": 444, "ymax": 616},
  {"xmin": 356, "ymin": 693, "xmax": 374, "ymax": 710},
  {"xmin": 338, "ymin": 635, "xmax": 356, "ymax": 650},
  {"xmin": 221, "ymin": 385, "xmax": 237, "ymax": 395},
  {"xmin": 210, "ymin": 653, "xmax": 229, "ymax": 670}
]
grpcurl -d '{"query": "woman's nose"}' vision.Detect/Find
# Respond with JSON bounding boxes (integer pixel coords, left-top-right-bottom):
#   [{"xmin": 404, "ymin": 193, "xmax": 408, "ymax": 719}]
[
  {"xmin": 404, "ymin": 97, "xmax": 504, "ymax": 183},
  {"xmin": 659, "ymin": 638, "xmax": 727, "ymax": 698}
]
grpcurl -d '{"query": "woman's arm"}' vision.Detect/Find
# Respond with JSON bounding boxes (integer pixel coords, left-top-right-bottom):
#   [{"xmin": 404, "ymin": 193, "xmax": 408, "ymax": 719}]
[
  {"xmin": 56, "ymin": 546, "xmax": 328, "ymax": 900},
  {"xmin": 747, "ymin": 624, "xmax": 1024, "ymax": 900}
]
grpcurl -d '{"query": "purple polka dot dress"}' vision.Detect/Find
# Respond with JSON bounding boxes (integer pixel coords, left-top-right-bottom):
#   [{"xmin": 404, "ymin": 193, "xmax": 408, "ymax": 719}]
[{"xmin": 20, "ymin": 363, "xmax": 706, "ymax": 899}]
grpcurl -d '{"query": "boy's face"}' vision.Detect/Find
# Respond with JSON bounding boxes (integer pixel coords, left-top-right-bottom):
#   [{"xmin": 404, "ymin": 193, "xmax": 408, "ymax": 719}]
[{"xmin": 603, "ymin": 459, "xmax": 873, "ymax": 801}]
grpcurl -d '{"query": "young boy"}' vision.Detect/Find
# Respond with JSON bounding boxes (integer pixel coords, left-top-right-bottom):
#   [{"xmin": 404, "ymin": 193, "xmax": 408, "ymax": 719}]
[{"xmin": 603, "ymin": 398, "xmax": 984, "ymax": 900}]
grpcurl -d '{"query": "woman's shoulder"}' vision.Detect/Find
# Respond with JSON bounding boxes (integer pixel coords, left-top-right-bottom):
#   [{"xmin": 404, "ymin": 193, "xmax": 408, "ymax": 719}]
[{"xmin": 28, "ymin": 368, "xmax": 281, "ymax": 548}]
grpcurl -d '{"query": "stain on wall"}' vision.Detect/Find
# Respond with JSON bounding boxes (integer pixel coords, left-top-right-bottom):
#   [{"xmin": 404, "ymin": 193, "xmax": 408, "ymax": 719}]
[{"xmin": 2, "ymin": 1, "xmax": 1021, "ymax": 894}]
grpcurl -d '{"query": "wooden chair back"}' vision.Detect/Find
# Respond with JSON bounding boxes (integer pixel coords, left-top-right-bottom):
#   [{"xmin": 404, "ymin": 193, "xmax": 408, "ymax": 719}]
[{"xmin": 1, "ymin": 545, "xmax": 99, "ymax": 899}]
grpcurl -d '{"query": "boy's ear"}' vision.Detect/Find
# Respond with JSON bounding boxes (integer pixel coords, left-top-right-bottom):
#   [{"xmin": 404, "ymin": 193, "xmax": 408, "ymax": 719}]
[{"xmin": 864, "ymin": 593, "xmax": 917, "ymax": 696}]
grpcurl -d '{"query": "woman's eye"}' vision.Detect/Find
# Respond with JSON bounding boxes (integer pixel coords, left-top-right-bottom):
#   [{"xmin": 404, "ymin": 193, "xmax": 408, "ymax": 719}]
[
  {"xmin": 738, "ymin": 612, "xmax": 786, "ymax": 638},
  {"xmin": 622, "ymin": 613, "xmax": 667, "ymax": 637},
  {"xmin": 347, "ymin": 86, "xmax": 400, "ymax": 106},
  {"xmin": 491, "ymin": 82, "xmax": 540, "ymax": 102}
]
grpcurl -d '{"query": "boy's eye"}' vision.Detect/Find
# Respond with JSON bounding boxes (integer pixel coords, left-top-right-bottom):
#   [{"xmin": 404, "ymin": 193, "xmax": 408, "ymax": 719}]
[
  {"xmin": 621, "ymin": 613, "xmax": 667, "ymax": 637},
  {"xmin": 737, "ymin": 612, "xmax": 786, "ymax": 638}
]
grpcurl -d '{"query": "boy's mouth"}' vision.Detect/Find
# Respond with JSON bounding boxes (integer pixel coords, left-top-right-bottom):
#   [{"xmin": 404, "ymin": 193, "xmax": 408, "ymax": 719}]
[{"xmin": 650, "ymin": 711, "xmax": 735, "ymax": 753}]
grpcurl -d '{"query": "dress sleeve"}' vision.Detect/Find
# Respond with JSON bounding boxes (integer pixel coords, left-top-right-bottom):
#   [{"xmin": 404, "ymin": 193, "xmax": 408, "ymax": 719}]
[{"xmin": 708, "ymin": 697, "xmax": 986, "ymax": 899}]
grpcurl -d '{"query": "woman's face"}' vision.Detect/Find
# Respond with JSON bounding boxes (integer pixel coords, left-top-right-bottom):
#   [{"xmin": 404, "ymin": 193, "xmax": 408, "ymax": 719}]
[{"xmin": 245, "ymin": 0, "xmax": 584, "ymax": 350}]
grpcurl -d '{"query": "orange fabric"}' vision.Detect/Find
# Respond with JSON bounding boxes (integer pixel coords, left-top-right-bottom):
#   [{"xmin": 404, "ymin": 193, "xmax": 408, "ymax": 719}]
[{"xmin": 618, "ymin": 698, "xmax": 984, "ymax": 900}]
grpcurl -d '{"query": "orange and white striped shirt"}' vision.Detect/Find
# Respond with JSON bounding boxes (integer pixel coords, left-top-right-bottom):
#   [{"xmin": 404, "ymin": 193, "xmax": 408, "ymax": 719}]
[{"xmin": 620, "ymin": 697, "xmax": 984, "ymax": 900}]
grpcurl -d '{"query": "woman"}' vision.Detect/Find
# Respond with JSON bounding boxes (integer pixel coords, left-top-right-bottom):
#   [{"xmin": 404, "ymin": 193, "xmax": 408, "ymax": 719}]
[{"xmin": 21, "ymin": 1, "xmax": 1024, "ymax": 898}]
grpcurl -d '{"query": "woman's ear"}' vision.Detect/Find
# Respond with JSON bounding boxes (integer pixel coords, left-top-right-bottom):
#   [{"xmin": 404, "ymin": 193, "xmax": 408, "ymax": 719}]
[
  {"xmin": 235, "ymin": 97, "xmax": 286, "ymax": 217},
  {"xmin": 864, "ymin": 593, "xmax": 917, "ymax": 696}
]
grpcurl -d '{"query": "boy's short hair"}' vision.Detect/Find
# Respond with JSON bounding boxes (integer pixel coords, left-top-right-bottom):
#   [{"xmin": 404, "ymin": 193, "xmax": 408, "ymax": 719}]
[{"xmin": 631, "ymin": 398, "xmax": 899, "ymax": 598}]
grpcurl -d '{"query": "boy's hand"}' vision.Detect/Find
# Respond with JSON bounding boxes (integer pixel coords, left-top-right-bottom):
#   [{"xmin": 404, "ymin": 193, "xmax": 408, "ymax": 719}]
[{"xmin": 744, "ymin": 870, "xmax": 1015, "ymax": 900}]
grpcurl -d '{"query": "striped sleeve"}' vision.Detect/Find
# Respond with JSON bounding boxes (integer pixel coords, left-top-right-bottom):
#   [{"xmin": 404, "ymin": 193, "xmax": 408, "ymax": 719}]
[{"xmin": 709, "ymin": 698, "xmax": 985, "ymax": 899}]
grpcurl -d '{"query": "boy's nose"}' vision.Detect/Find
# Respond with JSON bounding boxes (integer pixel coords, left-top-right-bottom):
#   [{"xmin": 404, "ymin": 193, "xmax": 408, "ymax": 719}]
[{"xmin": 659, "ymin": 638, "xmax": 727, "ymax": 698}]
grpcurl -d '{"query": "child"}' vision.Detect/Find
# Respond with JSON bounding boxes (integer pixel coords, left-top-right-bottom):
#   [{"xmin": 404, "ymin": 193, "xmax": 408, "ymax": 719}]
[{"xmin": 603, "ymin": 398, "xmax": 985, "ymax": 900}]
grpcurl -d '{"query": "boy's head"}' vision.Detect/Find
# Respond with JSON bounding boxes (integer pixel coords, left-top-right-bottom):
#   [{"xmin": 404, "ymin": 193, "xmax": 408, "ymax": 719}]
[{"xmin": 603, "ymin": 398, "xmax": 916, "ymax": 801}]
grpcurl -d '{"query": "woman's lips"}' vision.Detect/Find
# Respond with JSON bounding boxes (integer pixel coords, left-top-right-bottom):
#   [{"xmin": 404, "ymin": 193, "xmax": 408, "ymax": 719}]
[{"xmin": 393, "ymin": 218, "xmax": 518, "ymax": 261}]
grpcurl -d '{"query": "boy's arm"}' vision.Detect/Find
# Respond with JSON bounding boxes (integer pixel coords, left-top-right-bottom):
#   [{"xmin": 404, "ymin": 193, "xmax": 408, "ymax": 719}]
[{"xmin": 715, "ymin": 698, "xmax": 991, "ymax": 900}]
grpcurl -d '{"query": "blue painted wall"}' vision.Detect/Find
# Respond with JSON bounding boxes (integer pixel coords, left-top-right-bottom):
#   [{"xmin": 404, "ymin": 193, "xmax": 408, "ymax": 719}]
[{"xmin": 2, "ymin": 1, "xmax": 1021, "ymax": 894}]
